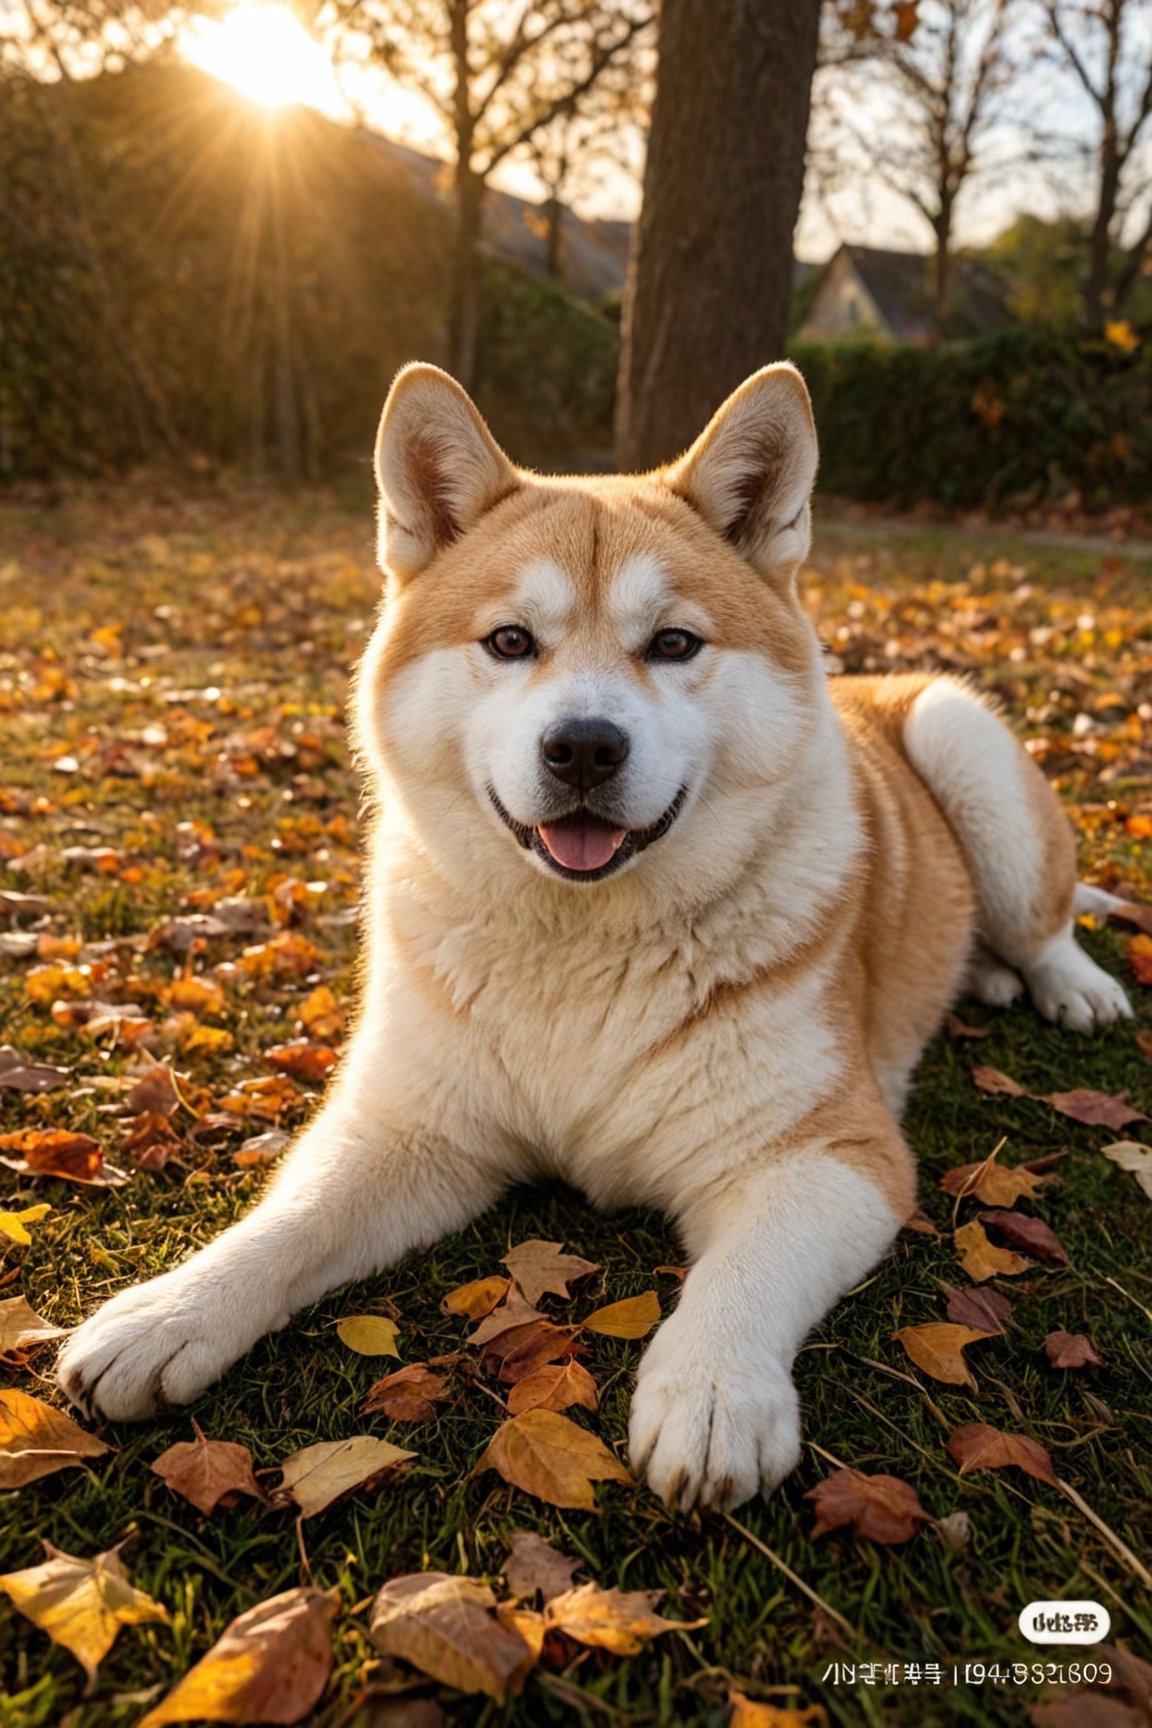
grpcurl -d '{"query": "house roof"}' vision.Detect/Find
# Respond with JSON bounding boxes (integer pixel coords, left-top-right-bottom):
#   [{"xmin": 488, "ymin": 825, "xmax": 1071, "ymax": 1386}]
[{"xmin": 837, "ymin": 244, "xmax": 1010, "ymax": 340}]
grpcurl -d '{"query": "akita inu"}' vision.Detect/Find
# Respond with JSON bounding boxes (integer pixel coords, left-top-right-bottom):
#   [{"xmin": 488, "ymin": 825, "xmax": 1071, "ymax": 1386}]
[{"xmin": 58, "ymin": 363, "xmax": 1131, "ymax": 1509}]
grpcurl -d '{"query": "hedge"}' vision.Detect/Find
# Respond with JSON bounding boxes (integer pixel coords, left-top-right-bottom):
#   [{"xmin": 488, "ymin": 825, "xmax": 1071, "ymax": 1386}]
[{"xmin": 791, "ymin": 331, "xmax": 1151, "ymax": 510}]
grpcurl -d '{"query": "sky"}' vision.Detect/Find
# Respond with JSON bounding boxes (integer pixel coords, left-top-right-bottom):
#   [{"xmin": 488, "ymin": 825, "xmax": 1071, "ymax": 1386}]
[{"xmin": 175, "ymin": 0, "xmax": 1121, "ymax": 264}]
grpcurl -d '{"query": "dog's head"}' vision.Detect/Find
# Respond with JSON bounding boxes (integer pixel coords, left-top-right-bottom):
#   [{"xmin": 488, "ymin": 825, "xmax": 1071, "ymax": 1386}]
[{"xmin": 357, "ymin": 364, "xmax": 825, "ymax": 902}]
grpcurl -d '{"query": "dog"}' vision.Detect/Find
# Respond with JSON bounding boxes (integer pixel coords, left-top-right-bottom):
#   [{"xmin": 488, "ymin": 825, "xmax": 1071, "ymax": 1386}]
[{"xmin": 57, "ymin": 361, "xmax": 1132, "ymax": 1510}]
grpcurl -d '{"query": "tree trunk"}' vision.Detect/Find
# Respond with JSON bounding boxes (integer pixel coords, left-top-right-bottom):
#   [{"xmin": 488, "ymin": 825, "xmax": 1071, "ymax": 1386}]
[
  {"xmin": 1085, "ymin": 131, "xmax": 1120, "ymax": 330},
  {"xmin": 931, "ymin": 203, "xmax": 954, "ymax": 341},
  {"xmin": 544, "ymin": 193, "xmax": 564, "ymax": 280},
  {"xmin": 616, "ymin": 0, "xmax": 822, "ymax": 470},
  {"xmin": 448, "ymin": 164, "xmax": 484, "ymax": 387}
]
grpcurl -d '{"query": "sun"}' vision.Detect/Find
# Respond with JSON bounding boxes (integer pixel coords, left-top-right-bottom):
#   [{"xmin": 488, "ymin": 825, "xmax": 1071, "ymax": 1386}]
[{"xmin": 180, "ymin": 3, "xmax": 343, "ymax": 112}]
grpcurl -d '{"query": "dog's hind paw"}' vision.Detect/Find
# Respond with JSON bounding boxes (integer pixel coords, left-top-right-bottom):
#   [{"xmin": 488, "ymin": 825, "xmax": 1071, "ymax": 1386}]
[{"xmin": 1024, "ymin": 931, "xmax": 1133, "ymax": 1035}]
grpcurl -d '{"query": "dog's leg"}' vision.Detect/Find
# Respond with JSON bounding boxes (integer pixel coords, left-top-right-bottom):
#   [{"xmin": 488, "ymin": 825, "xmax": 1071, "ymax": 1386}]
[
  {"xmin": 629, "ymin": 1124, "xmax": 911, "ymax": 1511},
  {"xmin": 57, "ymin": 1086, "xmax": 505, "ymax": 1422},
  {"xmin": 904, "ymin": 677, "xmax": 1131, "ymax": 1033}
]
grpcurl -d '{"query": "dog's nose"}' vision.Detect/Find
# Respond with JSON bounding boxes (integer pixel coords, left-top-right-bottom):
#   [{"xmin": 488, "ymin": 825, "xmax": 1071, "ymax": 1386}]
[{"xmin": 541, "ymin": 718, "xmax": 629, "ymax": 792}]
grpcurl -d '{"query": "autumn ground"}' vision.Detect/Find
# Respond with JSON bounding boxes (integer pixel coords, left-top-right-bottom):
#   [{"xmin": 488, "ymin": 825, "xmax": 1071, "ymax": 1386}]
[{"xmin": 0, "ymin": 479, "xmax": 1149, "ymax": 1728}]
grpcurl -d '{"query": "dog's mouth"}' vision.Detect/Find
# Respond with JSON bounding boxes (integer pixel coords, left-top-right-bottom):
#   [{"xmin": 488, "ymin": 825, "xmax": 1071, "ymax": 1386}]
[{"xmin": 488, "ymin": 787, "xmax": 688, "ymax": 882}]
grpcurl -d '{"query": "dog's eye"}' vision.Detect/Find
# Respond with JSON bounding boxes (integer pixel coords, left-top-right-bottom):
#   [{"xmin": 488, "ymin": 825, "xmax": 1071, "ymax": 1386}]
[
  {"xmin": 647, "ymin": 629, "xmax": 702, "ymax": 663},
  {"xmin": 484, "ymin": 625, "xmax": 536, "ymax": 660}
]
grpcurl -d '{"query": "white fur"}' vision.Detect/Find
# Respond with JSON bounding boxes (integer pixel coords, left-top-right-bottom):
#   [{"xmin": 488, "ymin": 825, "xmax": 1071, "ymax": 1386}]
[{"xmin": 1022, "ymin": 922, "xmax": 1132, "ymax": 1034}]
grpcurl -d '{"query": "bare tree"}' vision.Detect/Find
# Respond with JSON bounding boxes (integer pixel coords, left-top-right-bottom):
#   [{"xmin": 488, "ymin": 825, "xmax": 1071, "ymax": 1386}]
[
  {"xmin": 816, "ymin": 0, "xmax": 1022, "ymax": 330},
  {"xmin": 329, "ymin": 0, "xmax": 654, "ymax": 384},
  {"xmin": 0, "ymin": 0, "xmax": 193, "ymax": 81},
  {"xmin": 1037, "ymin": 0, "xmax": 1152, "ymax": 327},
  {"xmin": 616, "ymin": 0, "xmax": 822, "ymax": 471},
  {"xmin": 522, "ymin": 73, "xmax": 646, "ymax": 284}
]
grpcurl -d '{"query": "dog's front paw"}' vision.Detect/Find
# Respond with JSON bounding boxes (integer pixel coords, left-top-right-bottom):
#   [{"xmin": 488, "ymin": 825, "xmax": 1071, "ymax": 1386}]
[
  {"xmin": 1026, "ymin": 944, "xmax": 1132, "ymax": 1035},
  {"xmin": 628, "ymin": 1322, "xmax": 801, "ymax": 1512},
  {"xmin": 57, "ymin": 1274, "xmax": 247, "ymax": 1422}
]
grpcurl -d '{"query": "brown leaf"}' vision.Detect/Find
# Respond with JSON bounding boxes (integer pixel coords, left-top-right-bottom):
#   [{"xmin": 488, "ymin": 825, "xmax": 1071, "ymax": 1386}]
[
  {"xmin": 954, "ymin": 1219, "xmax": 1031, "ymax": 1281},
  {"xmin": 972, "ymin": 1065, "xmax": 1026, "ymax": 1097},
  {"xmin": 482, "ymin": 1319, "xmax": 585, "ymax": 1385},
  {"xmin": 0, "ymin": 1046, "xmax": 72, "ymax": 1093},
  {"xmin": 0, "ymin": 1390, "xmax": 111, "ymax": 1486},
  {"xmin": 506, "ymin": 1359, "xmax": 599, "ymax": 1416},
  {"xmin": 500, "ymin": 1239, "xmax": 601, "ymax": 1306},
  {"xmin": 940, "ymin": 1282, "xmax": 1013, "ymax": 1335},
  {"xmin": 0, "ymin": 1128, "xmax": 127, "ymax": 1187},
  {"xmin": 0, "ymin": 1541, "xmax": 169, "ymax": 1692},
  {"xmin": 940, "ymin": 1148, "xmax": 1045, "ymax": 1207},
  {"xmin": 467, "ymin": 1286, "xmax": 545, "ymax": 1346},
  {"xmin": 805, "ymin": 1468, "xmax": 933, "ymax": 1544},
  {"xmin": 1102, "ymin": 1140, "xmax": 1152, "ymax": 1199},
  {"xmin": 729, "ymin": 1696, "xmax": 829, "ymax": 1727},
  {"xmin": 1041, "ymin": 1089, "xmax": 1147, "ymax": 1130},
  {"xmin": 582, "ymin": 1291, "xmax": 660, "ymax": 1339},
  {"xmin": 0, "ymin": 1294, "xmax": 67, "ymax": 1354},
  {"xmin": 944, "ymin": 1013, "xmax": 990, "ymax": 1041},
  {"xmin": 362, "ymin": 1364, "xmax": 451, "ymax": 1423},
  {"xmin": 1043, "ymin": 1330, "xmax": 1104, "ymax": 1369},
  {"xmin": 902, "ymin": 1209, "xmax": 939, "ymax": 1235},
  {"xmin": 503, "ymin": 1531, "xmax": 581, "ymax": 1604},
  {"xmin": 369, "ymin": 1572, "xmax": 532, "ymax": 1704},
  {"xmin": 299, "ymin": 984, "xmax": 343, "ymax": 1042},
  {"xmin": 275, "ymin": 1435, "xmax": 414, "ymax": 1518},
  {"xmin": 543, "ymin": 1581, "xmax": 706, "ymax": 1654},
  {"xmin": 125, "ymin": 1065, "xmax": 182, "ymax": 1117},
  {"xmin": 440, "ymin": 1275, "xmax": 509, "ymax": 1320},
  {"xmin": 263, "ymin": 1041, "xmax": 339, "ymax": 1082},
  {"xmin": 978, "ymin": 1209, "xmax": 1070, "ymax": 1267},
  {"xmin": 477, "ymin": 1409, "xmax": 631, "ymax": 1510},
  {"xmin": 151, "ymin": 1422, "xmax": 265, "ymax": 1516},
  {"xmin": 945, "ymin": 1422, "xmax": 1058, "ymax": 1486},
  {"xmin": 139, "ymin": 1587, "xmax": 335, "ymax": 1726},
  {"xmin": 892, "ymin": 1323, "xmax": 988, "ymax": 1388}
]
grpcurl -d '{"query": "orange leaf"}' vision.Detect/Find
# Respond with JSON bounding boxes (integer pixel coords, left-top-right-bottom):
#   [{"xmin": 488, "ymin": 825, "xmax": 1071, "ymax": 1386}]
[
  {"xmin": 543, "ymin": 1581, "xmax": 706, "ymax": 1654},
  {"xmin": 582, "ymin": 1291, "xmax": 660, "ymax": 1339},
  {"xmin": 140, "ymin": 1587, "xmax": 335, "ymax": 1727},
  {"xmin": 892, "ymin": 1322, "xmax": 987, "ymax": 1388},
  {"xmin": 362, "ymin": 1364, "xmax": 451, "ymax": 1422},
  {"xmin": 506, "ymin": 1359, "xmax": 599, "ymax": 1416},
  {"xmin": 946, "ymin": 1422, "xmax": 1057, "ymax": 1485},
  {"xmin": 369, "ymin": 1572, "xmax": 533, "ymax": 1703},
  {"xmin": 0, "ymin": 1129, "xmax": 126, "ymax": 1187},
  {"xmin": 150, "ymin": 1422, "xmax": 265, "ymax": 1516},
  {"xmin": 805, "ymin": 1468, "xmax": 932, "ymax": 1544},
  {"xmin": 440, "ymin": 1275, "xmax": 510, "ymax": 1319},
  {"xmin": 0, "ymin": 1390, "xmax": 111, "ymax": 1487},
  {"xmin": 477, "ymin": 1409, "xmax": 631, "ymax": 1510},
  {"xmin": 954, "ymin": 1219, "xmax": 1031, "ymax": 1281},
  {"xmin": 263, "ymin": 1041, "xmax": 339, "ymax": 1082}
]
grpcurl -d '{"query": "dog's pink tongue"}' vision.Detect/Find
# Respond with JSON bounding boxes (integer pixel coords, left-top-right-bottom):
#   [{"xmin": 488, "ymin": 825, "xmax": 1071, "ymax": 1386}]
[{"xmin": 538, "ymin": 813, "xmax": 627, "ymax": 872}]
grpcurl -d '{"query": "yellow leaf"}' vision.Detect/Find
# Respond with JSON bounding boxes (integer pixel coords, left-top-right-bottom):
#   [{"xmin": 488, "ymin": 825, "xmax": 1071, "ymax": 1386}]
[
  {"xmin": 477, "ymin": 1409, "xmax": 631, "ymax": 1510},
  {"xmin": 276, "ymin": 1435, "xmax": 414, "ymax": 1518},
  {"xmin": 892, "ymin": 1323, "xmax": 988, "ymax": 1388},
  {"xmin": 582, "ymin": 1291, "xmax": 660, "ymax": 1339},
  {"xmin": 506, "ymin": 1359, "xmax": 599, "ymax": 1417},
  {"xmin": 0, "ymin": 1542, "xmax": 168, "ymax": 1690},
  {"xmin": 370, "ymin": 1571, "xmax": 533, "ymax": 1703},
  {"xmin": 336, "ymin": 1315, "xmax": 400, "ymax": 1357},
  {"xmin": 954, "ymin": 1219, "xmax": 1031, "ymax": 1282},
  {"xmin": 1105, "ymin": 319, "xmax": 1140, "ymax": 352},
  {"xmin": 543, "ymin": 1582, "xmax": 707, "ymax": 1654},
  {"xmin": 0, "ymin": 1203, "xmax": 51, "ymax": 1246},
  {"xmin": 0, "ymin": 1294, "xmax": 67, "ymax": 1353},
  {"xmin": 0, "ymin": 1390, "xmax": 110, "ymax": 1487},
  {"xmin": 440, "ymin": 1275, "xmax": 510, "ymax": 1319},
  {"xmin": 729, "ymin": 1693, "xmax": 829, "ymax": 1727},
  {"xmin": 139, "ymin": 1587, "xmax": 335, "ymax": 1727},
  {"xmin": 299, "ymin": 984, "xmax": 343, "ymax": 1041}
]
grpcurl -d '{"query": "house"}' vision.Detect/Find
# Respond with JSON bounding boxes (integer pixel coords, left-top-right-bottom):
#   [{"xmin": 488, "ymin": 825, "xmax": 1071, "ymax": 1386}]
[{"xmin": 794, "ymin": 243, "xmax": 1010, "ymax": 345}]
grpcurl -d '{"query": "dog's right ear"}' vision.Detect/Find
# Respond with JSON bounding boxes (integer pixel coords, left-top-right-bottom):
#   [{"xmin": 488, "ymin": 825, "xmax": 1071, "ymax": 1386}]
[{"xmin": 374, "ymin": 364, "xmax": 520, "ymax": 583}]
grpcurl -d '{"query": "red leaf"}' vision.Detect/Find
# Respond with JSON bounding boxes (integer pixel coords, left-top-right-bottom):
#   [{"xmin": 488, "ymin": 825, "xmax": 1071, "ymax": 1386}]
[
  {"xmin": 978, "ymin": 1209, "xmax": 1070, "ymax": 1267},
  {"xmin": 263, "ymin": 1042, "xmax": 339, "ymax": 1082},
  {"xmin": 941, "ymin": 1282, "xmax": 1013, "ymax": 1335},
  {"xmin": 1041, "ymin": 1089, "xmax": 1147, "ymax": 1130},
  {"xmin": 1042, "ymin": 1330, "xmax": 1103, "ymax": 1369},
  {"xmin": 946, "ymin": 1422, "xmax": 1058, "ymax": 1486},
  {"xmin": 805, "ymin": 1468, "xmax": 932, "ymax": 1544}
]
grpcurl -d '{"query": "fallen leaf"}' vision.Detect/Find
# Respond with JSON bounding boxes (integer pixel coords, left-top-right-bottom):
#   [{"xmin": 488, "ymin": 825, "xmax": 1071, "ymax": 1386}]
[
  {"xmin": 1042, "ymin": 1089, "xmax": 1147, "ymax": 1130},
  {"xmin": 805, "ymin": 1468, "xmax": 933, "ymax": 1544},
  {"xmin": 940, "ymin": 1148, "xmax": 1045, "ymax": 1207},
  {"xmin": 972, "ymin": 1065, "xmax": 1026, "ymax": 1097},
  {"xmin": 1043, "ymin": 1330, "xmax": 1104, "ymax": 1369},
  {"xmin": 125, "ymin": 1066, "xmax": 182, "ymax": 1116},
  {"xmin": 945, "ymin": 1014, "xmax": 990, "ymax": 1041},
  {"xmin": 369, "ymin": 1572, "xmax": 532, "ymax": 1703},
  {"xmin": 299, "ymin": 984, "xmax": 343, "ymax": 1041},
  {"xmin": 543, "ymin": 1581, "xmax": 706, "ymax": 1654},
  {"xmin": 263, "ymin": 1041, "xmax": 339, "ymax": 1082},
  {"xmin": 151, "ymin": 1422, "xmax": 265, "ymax": 1516},
  {"xmin": 506, "ymin": 1359, "xmax": 599, "ymax": 1416},
  {"xmin": 1102, "ymin": 1140, "xmax": 1152, "ymax": 1199},
  {"xmin": 0, "ymin": 1129, "xmax": 127, "ymax": 1186},
  {"xmin": 0, "ymin": 1202, "xmax": 51, "ymax": 1246},
  {"xmin": 892, "ymin": 1323, "xmax": 988, "ymax": 1388},
  {"xmin": 275, "ymin": 1435, "xmax": 414, "ymax": 1517},
  {"xmin": 945, "ymin": 1422, "xmax": 1058, "ymax": 1486},
  {"xmin": 483, "ymin": 1319, "xmax": 585, "ymax": 1385},
  {"xmin": 954, "ymin": 1218, "xmax": 1031, "ymax": 1281},
  {"xmin": 940, "ymin": 1282, "xmax": 1013, "ymax": 1335},
  {"xmin": 0, "ymin": 1389, "xmax": 110, "ymax": 1486},
  {"xmin": 0, "ymin": 1294, "xmax": 67, "ymax": 1353},
  {"xmin": 501, "ymin": 1239, "xmax": 601, "ymax": 1306},
  {"xmin": 582, "ymin": 1291, "xmax": 660, "ymax": 1339},
  {"xmin": 902, "ymin": 1209, "xmax": 939, "ymax": 1235},
  {"xmin": 233, "ymin": 1129, "xmax": 290, "ymax": 1167},
  {"xmin": 440, "ymin": 1275, "xmax": 509, "ymax": 1319},
  {"xmin": 362, "ymin": 1365, "xmax": 450, "ymax": 1423},
  {"xmin": 1105, "ymin": 896, "xmax": 1152, "ymax": 937},
  {"xmin": 936, "ymin": 1511, "xmax": 972, "ymax": 1552},
  {"xmin": 468, "ymin": 1286, "xmax": 545, "ymax": 1346},
  {"xmin": 978, "ymin": 1209, "xmax": 1069, "ymax": 1267},
  {"xmin": 503, "ymin": 1530, "xmax": 581, "ymax": 1604},
  {"xmin": 0, "ymin": 1541, "xmax": 168, "ymax": 1690},
  {"xmin": 0, "ymin": 1047, "xmax": 72, "ymax": 1093},
  {"xmin": 477, "ymin": 1409, "xmax": 631, "ymax": 1510},
  {"xmin": 336, "ymin": 1315, "xmax": 400, "ymax": 1357},
  {"xmin": 729, "ymin": 1696, "xmax": 828, "ymax": 1728},
  {"xmin": 139, "ymin": 1586, "xmax": 335, "ymax": 1726},
  {"xmin": 1129, "ymin": 934, "xmax": 1152, "ymax": 985}
]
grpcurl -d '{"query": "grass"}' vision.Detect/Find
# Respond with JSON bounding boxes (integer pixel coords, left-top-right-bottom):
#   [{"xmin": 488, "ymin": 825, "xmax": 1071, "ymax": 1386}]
[{"xmin": 0, "ymin": 480, "xmax": 1149, "ymax": 1728}]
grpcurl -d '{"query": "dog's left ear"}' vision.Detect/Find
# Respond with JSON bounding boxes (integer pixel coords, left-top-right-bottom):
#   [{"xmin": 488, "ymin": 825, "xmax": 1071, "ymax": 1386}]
[
  {"xmin": 664, "ymin": 364, "xmax": 818, "ymax": 585},
  {"xmin": 374, "ymin": 364, "xmax": 520, "ymax": 582}
]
